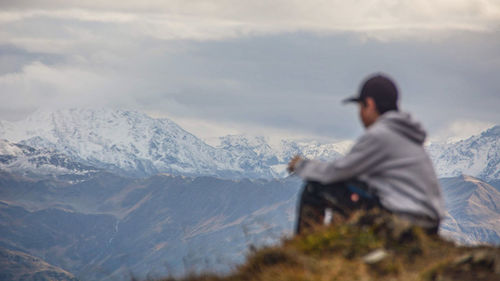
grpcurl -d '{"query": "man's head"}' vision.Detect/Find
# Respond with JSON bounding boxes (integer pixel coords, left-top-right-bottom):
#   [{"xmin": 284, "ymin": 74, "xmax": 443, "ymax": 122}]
[{"xmin": 343, "ymin": 74, "xmax": 399, "ymax": 128}]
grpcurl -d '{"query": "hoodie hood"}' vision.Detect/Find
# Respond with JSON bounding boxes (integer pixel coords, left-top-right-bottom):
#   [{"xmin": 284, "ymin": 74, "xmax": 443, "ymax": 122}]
[{"xmin": 377, "ymin": 111, "xmax": 427, "ymax": 144}]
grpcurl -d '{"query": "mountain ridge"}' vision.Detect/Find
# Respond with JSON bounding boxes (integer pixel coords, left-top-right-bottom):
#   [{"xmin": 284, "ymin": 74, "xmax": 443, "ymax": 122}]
[
  {"xmin": 0, "ymin": 108, "xmax": 347, "ymax": 179},
  {"xmin": 439, "ymin": 175, "xmax": 500, "ymax": 245},
  {"xmin": 428, "ymin": 125, "xmax": 500, "ymax": 181},
  {"xmin": 1, "ymin": 108, "xmax": 498, "ymax": 181}
]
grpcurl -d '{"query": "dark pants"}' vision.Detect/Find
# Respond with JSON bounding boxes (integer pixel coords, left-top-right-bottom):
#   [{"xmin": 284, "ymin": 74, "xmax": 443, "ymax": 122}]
[
  {"xmin": 295, "ymin": 181, "xmax": 439, "ymax": 235},
  {"xmin": 295, "ymin": 180, "xmax": 381, "ymax": 235}
]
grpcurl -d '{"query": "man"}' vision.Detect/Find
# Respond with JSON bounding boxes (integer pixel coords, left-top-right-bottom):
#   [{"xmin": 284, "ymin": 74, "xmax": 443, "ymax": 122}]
[{"xmin": 288, "ymin": 74, "xmax": 445, "ymax": 235}]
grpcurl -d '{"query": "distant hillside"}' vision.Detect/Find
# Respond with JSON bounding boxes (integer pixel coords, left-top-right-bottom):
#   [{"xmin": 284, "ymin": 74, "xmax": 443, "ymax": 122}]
[
  {"xmin": 0, "ymin": 247, "xmax": 77, "ymax": 281},
  {"xmin": 0, "ymin": 172, "xmax": 301, "ymax": 280},
  {"xmin": 0, "ymin": 167, "xmax": 499, "ymax": 280},
  {"xmin": 439, "ymin": 175, "xmax": 500, "ymax": 245}
]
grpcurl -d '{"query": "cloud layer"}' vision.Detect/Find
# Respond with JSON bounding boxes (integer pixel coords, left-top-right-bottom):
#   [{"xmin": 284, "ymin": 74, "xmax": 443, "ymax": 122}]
[{"xmin": 0, "ymin": 1, "xmax": 499, "ymax": 141}]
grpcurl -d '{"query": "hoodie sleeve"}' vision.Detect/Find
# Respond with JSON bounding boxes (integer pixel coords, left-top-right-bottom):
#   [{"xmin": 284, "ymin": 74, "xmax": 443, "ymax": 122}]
[{"xmin": 294, "ymin": 132, "xmax": 387, "ymax": 184}]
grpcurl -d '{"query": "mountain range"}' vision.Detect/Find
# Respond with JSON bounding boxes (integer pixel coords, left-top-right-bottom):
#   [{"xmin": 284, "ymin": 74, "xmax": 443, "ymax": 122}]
[
  {"xmin": 0, "ymin": 109, "xmax": 348, "ymax": 179},
  {"xmin": 0, "ymin": 108, "xmax": 499, "ymax": 280},
  {"xmin": 1, "ymin": 108, "xmax": 498, "ymax": 181},
  {"xmin": 428, "ymin": 125, "xmax": 500, "ymax": 181}
]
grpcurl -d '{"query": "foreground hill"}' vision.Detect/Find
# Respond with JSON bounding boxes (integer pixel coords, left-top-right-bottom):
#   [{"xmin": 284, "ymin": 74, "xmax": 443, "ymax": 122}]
[{"xmin": 158, "ymin": 209, "xmax": 500, "ymax": 281}]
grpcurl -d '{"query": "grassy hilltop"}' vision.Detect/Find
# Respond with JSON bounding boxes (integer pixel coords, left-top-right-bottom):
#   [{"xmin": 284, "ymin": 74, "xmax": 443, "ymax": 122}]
[{"xmin": 156, "ymin": 209, "xmax": 500, "ymax": 281}]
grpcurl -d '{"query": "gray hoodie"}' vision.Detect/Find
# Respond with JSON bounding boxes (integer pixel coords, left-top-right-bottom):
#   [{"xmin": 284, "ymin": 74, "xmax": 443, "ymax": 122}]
[{"xmin": 294, "ymin": 111, "xmax": 445, "ymax": 225}]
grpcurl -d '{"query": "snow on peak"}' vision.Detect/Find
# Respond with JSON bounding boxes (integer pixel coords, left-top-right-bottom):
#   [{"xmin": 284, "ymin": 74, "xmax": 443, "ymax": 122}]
[
  {"xmin": 218, "ymin": 135, "xmax": 276, "ymax": 160},
  {"xmin": 428, "ymin": 125, "xmax": 500, "ymax": 181},
  {"xmin": 481, "ymin": 125, "xmax": 500, "ymax": 137},
  {"xmin": 0, "ymin": 139, "xmax": 23, "ymax": 156},
  {"xmin": 274, "ymin": 139, "xmax": 346, "ymax": 163},
  {"xmin": 0, "ymin": 108, "xmax": 228, "ymax": 176},
  {"xmin": 0, "ymin": 138, "xmax": 98, "ymax": 178},
  {"xmin": 0, "ymin": 108, "xmax": 498, "ymax": 181}
]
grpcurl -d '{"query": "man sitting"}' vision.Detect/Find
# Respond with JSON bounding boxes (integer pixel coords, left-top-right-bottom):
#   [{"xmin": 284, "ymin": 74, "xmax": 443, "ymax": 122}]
[{"xmin": 288, "ymin": 74, "xmax": 445, "ymax": 235}]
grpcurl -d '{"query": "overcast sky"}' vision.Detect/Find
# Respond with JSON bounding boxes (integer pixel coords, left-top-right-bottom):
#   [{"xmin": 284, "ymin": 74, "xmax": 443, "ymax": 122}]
[{"xmin": 1, "ymin": 1, "xmax": 499, "ymax": 143}]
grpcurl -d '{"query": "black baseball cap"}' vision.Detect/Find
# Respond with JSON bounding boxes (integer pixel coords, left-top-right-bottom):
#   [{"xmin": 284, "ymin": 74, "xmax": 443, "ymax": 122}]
[{"xmin": 343, "ymin": 74, "xmax": 399, "ymax": 111}]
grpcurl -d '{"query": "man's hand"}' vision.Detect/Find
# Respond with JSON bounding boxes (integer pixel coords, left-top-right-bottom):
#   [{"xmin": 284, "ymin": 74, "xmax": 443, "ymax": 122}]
[{"xmin": 287, "ymin": 155, "xmax": 303, "ymax": 173}]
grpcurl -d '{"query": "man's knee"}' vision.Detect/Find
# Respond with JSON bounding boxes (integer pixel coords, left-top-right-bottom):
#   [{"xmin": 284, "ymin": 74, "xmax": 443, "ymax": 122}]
[
  {"xmin": 299, "ymin": 182, "xmax": 326, "ymax": 206},
  {"xmin": 300, "ymin": 180, "xmax": 381, "ymax": 215}
]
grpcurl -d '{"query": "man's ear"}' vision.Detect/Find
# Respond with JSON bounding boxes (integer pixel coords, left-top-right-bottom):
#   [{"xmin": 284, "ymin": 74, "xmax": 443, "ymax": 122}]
[
  {"xmin": 365, "ymin": 97, "xmax": 376, "ymax": 109},
  {"xmin": 366, "ymin": 97, "xmax": 381, "ymax": 115}
]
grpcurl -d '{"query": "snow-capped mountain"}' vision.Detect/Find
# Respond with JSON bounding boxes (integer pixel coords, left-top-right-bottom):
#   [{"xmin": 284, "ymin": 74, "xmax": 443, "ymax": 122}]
[
  {"xmin": 276, "ymin": 139, "xmax": 346, "ymax": 162},
  {"xmin": 0, "ymin": 109, "xmax": 246, "ymax": 178},
  {"xmin": 215, "ymin": 125, "xmax": 500, "ymax": 181},
  {"xmin": 0, "ymin": 109, "xmax": 347, "ymax": 179},
  {"xmin": 216, "ymin": 135, "xmax": 347, "ymax": 177},
  {"xmin": 217, "ymin": 135, "xmax": 280, "ymax": 177},
  {"xmin": 0, "ymin": 108, "xmax": 498, "ymax": 181},
  {"xmin": 0, "ymin": 139, "xmax": 98, "ymax": 179},
  {"xmin": 428, "ymin": 125, "xmax": 500, "ymax": 181}
]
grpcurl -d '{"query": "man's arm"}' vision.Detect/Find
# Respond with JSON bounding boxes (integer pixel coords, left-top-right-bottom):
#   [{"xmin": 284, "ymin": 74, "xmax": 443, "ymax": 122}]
[{"xmin": 293, "ymin": 132, "xmax": 386, "ymax": 184}]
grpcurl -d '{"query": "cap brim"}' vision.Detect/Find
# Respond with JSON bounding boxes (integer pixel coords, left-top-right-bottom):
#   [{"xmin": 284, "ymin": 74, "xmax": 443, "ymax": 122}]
[{"xmin": 342, "ymin": 96, "xmax": 361, "ymax": 104}]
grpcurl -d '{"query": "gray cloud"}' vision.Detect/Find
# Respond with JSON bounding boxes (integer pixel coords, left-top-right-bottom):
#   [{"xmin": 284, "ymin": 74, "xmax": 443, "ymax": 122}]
[
  {"xmin": 0, "ymin": 2, "xmax": 499, "ymax": 141},
  {"xmin": 1, "ymin": 1, "xmax": 499, "ymax": 42},
  {"xmin": 130, "ymin": 32, "xmax": 500, "ymax": 138},
  {"xmin": 0, "ymin": 45, "xmax": 60, "ymax": 75}
]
